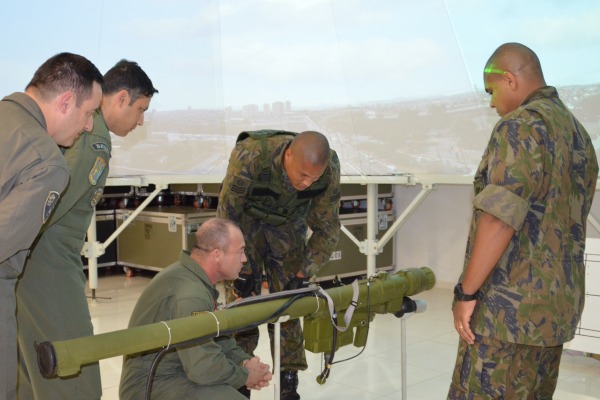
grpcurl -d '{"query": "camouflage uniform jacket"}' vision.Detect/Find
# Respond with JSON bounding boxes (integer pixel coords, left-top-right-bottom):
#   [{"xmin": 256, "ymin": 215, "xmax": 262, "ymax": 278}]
[
  {"xmin": 464, "ymin": 86, "xmax": 598, "ymax": 347},
  {"xmin": 217, "ymin": 134, "xmax": 341, "ymax": 276}
]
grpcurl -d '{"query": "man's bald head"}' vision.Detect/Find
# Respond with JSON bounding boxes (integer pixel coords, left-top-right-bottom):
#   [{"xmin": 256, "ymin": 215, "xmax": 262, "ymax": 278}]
[
  {"xmin": 483, "ymin": 43, "xmax": 547, "ymax": 116},
  {"xmin": 194, "ymin": 217, "xmax": 238, "ymax": 253},
  {"xmin": 289, "ymin": 131, "xmax": 331, "ymax": 168},
  {"xmin": 191, "ymin": 217, "xmax": 247, "ymax": 284},
  {"xmin": 485, "ymin": 42, "xmax": 546, "ymax": 87},
  {"xmin": 284, "ymin": 131, "xmax": 331, "ymax": 191}
]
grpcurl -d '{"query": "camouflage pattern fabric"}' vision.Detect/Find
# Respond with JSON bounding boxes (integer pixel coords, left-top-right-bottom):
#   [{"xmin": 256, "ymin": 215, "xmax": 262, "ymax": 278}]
[
  {"xmin": 448, "ymin": 334, "xmax": 562, "ymax": 399},
  {"xmin": 218, "ymin": 132, "xmax": 341, "ymax": 370},
  {"xmin": 459, "ymin": 86, "xmax": 598, "ymax": 347},
  {"xmin": 219, "ymin": 133, "xmax": 341, "ymax": 276}
]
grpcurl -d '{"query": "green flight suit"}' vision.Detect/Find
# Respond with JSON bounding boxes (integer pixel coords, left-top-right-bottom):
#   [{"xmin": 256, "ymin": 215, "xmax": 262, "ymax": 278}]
[
  {"xmin": 16, "ymin": 110, "xmax": 110, "ymax": 400},
  {"xmin": 119, "ymin": 251, "xmax": 251, "ymax": 400},
  {"xmin": 1, "ymin": 92, "xmax": 68, "ymax": 400}
]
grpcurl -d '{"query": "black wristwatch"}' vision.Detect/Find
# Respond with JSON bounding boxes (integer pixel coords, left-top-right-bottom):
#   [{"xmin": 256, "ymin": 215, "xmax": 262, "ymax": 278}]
[{"xmin": 454, "ymin": 283, "xmax": 478, "ymax": 301}]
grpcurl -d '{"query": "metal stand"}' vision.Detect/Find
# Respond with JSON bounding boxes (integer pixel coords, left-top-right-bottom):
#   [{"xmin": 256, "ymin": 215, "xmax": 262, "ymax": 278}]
[
  {"xmin": 400, "ymin": 317, "xmax": 408, "ymax": 400},
  {"xmin": 83, "ymin": 209, "xmax": 110, "ymax": 301},
  {"xmin": 339, "ymin": 183, "xmax": 433, "ymax": 399},
  {"xmin": 273, "ymin": 315, "xmax": 290, "ymax": 400},
  {"xmin": 83, "ymin": 185, "xmax": 166, "ymax": 300},
  {"xmin": 395, "ymin": 297, "xmax": 427, "ymax": 400}
]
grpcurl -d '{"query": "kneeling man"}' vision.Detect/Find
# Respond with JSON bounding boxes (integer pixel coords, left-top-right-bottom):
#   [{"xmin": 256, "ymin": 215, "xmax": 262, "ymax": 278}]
[{"xmin": 120, "ymin": 217, "xmax": 272, "ymax": 400}]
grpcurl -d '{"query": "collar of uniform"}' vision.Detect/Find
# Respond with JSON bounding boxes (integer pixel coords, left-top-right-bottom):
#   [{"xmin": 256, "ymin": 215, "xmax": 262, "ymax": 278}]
[
  {"xmin": 93, "ymin": 108, "xmax": 109, "ymax": 135},
  {"xmin": 2, "ymin": 92, "xmax": 47, "ymax": 131},
  {"xmin": 521, "ymin": 86, "xmax": 559, "ymax": 107},
  {"xmin": 278, "ymin": 141, "xmax": 297, "ymax": 193},
  {"xmin": 179, "ymin": 250, "xmax": 219, "ymax": 298}
]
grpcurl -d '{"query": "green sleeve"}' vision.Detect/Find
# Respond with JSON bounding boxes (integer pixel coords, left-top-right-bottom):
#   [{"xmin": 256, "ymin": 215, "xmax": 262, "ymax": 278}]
[
  {"xmin": 217, "ymin": 142, "xmax": 259, "ymax": 225},
  {"xmin": 475, "ymin": 116, "xmax": 543, "ymax": 230}
]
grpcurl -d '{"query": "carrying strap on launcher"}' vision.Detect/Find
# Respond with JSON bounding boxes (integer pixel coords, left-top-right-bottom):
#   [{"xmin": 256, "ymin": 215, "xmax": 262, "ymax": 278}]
[{"xmin": 315, "ymin": 279, "xmax": 360, "ymax": 332}]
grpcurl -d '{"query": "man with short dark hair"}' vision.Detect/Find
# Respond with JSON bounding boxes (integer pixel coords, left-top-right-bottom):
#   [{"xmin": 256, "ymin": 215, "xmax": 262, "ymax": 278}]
[
  {"xmin": 0, "ymin": 52, "xmax": 103, "ymax": 400},
  {"xmin": 120, "ymin": 217, "xmax": 272, "ymax": 400},
  {"xmin": 16, "ymin": 59, "xmax": 157, "ymax": 400},
  {"xmin": 448, "ymin": 42, "xmax": 598, "ymax": 399}
]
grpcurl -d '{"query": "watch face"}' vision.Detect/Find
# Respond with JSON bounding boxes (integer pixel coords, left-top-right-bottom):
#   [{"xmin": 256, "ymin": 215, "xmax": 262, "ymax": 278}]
[
  {"xmin": 454, "ymin": 284, "xmax": 462, "ymax": 295},
  {"xmin": 454, "ymin": 284, "xmax": 475, "ymax": 301}
]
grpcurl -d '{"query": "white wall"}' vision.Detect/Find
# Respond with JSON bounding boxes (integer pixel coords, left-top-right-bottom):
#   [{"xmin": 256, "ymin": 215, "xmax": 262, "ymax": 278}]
[
  {"xmin": 393, "ymin": 183, "xmax": 600, "ymax": 288},
  {"xmin": 393, "ymin": 184, "xmax": 472, "ymax": 288}
]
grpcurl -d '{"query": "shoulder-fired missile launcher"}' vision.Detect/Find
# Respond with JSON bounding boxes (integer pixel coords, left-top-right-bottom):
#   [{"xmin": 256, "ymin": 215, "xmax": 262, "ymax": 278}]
[{"xmin": 36, "ymin": 267, "xmax": 435, "ymax": 378}]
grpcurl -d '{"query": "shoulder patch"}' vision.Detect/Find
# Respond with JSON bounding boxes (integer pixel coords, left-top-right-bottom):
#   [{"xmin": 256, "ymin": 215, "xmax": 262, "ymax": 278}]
[
  {"xmin": 91, "ymin": 142, "xmax": 110, "ymax": 154},
  {"xmin": 90, "ymin": 187, "xmax": 104, "ymax": 208},
  {"xmin": 89, "ymin": 157, "xmax": 107, "ymax": 185},
  {"xmin": 191, "ymin": 311, "xmax": 203, "ymax": 316},
  {"xmin": 43, "ymin": 191, "xmax": 61, "ymax": 223},
  {"xmin": 231, "ymin": 176, "xmax": 251, "ymax": 196}
]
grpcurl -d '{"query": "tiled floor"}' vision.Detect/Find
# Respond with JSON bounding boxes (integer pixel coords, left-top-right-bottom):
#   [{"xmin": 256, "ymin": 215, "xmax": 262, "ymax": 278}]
[{"xmin": 87, "ymin": 271, "xmax": 600, "ymax": 399}]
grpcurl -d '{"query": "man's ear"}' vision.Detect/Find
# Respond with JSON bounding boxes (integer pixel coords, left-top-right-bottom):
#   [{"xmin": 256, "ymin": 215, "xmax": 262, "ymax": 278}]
[
  {"xmin": 213, "ymin": 248, "xmax": 222, "ymax": 262},
  {"xmin": 57, "ymin": 91, "xmax": 75, "ymax": 114},
  {"xmin": 118, "ymin": 89, "xmax": 130, "ymax": 107},
  {"xmin": 283, "ymin": 147, "xmax": 293, "ymax": 166},
  {"xmin": 503, "ymin": 71, "xmax": 517, "ymax": 90}
]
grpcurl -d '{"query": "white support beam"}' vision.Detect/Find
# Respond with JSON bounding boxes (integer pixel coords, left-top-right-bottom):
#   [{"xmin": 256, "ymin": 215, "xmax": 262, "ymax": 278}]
[
  {"xmin": 88, "ymin": 173, "xmax": 600, "ymax": 295},
  {"xmin": 377, "ymin": 185, "xmax": 433, "ymax": 251},
  {"xmin": 86, "ymin": 183, "xmax": 167, "ymax": 293}
]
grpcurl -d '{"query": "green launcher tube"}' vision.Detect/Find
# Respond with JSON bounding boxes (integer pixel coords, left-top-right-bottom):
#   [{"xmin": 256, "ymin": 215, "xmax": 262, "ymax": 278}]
[{"xmin": 36, "ymin": 267, "xmax": 435, "ymax": 378}]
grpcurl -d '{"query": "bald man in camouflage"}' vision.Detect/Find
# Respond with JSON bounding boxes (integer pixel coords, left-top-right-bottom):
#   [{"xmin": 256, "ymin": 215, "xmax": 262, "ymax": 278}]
[
  {"xmin": 448, "ymin": 42, "xmax": 598, "ymax": 399},
  {"xmin": 218, "ymin": 130, "xmax": 341, "ymax": 399}
]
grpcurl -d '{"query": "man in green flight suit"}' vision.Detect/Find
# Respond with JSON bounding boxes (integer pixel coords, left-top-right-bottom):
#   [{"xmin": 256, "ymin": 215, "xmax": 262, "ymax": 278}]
[
  {"xmin": 16, "ymin": 59, "xmax": 158, "ymax": 400},
  {"xmin": 217, "ymin": 130, "xmax": 341, "ymax": 399},
  {"xmin": 1, "ymin": 52, "xmax": 103, "ymax": 400},
  {"xmin": 119, "ymin": 217, "xmax": 273, "ymax": 400}
]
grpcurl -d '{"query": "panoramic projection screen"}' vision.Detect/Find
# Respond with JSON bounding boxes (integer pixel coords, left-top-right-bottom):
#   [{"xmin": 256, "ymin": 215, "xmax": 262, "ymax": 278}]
[{"xmin": 1, "ymin": 0, "xmax": 598, "ymax": 177}]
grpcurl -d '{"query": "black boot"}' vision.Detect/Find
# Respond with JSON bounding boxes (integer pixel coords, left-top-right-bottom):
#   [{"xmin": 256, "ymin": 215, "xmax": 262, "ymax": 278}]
[
  {"xmin": 238, "ymin": 386, "xmax": 251, "ymax": 398},
  {"xmin": 280, "ymin": 371, "xmax": 300, "ymax": 400}
]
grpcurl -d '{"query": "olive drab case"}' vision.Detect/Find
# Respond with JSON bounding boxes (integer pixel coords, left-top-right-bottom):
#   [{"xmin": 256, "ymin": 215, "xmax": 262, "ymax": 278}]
[
  {"xmin": 116, "ymin": 206, "xmax": 216, "ymax": 272},
  {"xmin": 316, "ymin": 184, "xmax": 395, "ymax": 281}
]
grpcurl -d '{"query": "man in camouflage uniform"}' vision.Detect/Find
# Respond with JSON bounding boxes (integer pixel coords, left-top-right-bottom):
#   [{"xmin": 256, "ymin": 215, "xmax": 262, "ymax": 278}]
[
  {"xmin": 448, "ymin": 42, "xmax": 598, "ymax": 399},
  {"xmin": 218, "ymin": 130, "xmax": 341, "ymax": 399},
  {"xmin": 16, "ymin": 60, "xmax": 158, "ymax": 400}
]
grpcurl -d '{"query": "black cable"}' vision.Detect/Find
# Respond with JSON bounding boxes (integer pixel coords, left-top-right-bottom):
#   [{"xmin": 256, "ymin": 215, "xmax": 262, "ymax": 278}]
[
  {"xmin": 316, "ymin": 313, "xmax": 338, "ymax": 384},
  {"xmin": 143, "ymin": 292, "xmax": 315, "ymax": 400}
]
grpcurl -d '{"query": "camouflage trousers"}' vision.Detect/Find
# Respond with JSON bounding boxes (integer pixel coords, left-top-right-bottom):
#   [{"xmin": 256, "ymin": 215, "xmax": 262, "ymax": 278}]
[
  {"xmin": 448, "ymin": 334, "xmax": 562, "ymax": 400},
  {"xmin": 228, "ymin": 217, "xmax": 309, "ymax": 371}
]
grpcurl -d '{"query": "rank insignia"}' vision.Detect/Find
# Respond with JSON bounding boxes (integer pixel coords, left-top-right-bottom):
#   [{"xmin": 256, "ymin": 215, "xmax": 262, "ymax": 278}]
[
  {"xmin": 90, "ymin": 187, "xmax": 104, "ymax": 208},
  {"xmin": 43, "ymin": 191, "xmax": 61, "ymax": 223},
  {"xmin": 89, "ymin": 157, "xmax": 107, "ymax": 185},
  {"xmin": 91, "ymin": 142, "xmax": 110, "ymax": 154}
]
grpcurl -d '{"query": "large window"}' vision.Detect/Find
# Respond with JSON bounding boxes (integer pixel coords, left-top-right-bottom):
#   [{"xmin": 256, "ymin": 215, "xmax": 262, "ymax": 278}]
[{"xmin": 2, "ymin": 0, "xmax": 598, "ymax": 176}]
